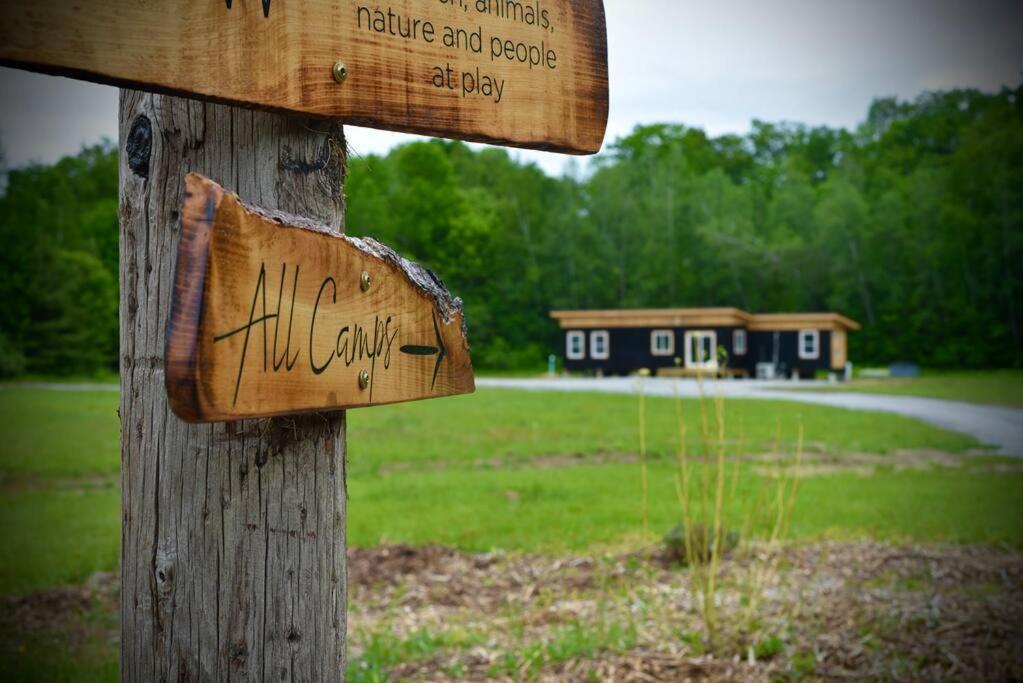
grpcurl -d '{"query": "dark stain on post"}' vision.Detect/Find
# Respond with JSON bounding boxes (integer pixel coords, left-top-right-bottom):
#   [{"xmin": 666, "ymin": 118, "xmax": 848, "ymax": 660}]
[
  {"xmin": 279, "ymin": 141, "xmax": 329, "ymax": 176},
  {"xmin": 126, "ymin": 114, "xmax": 152, "ymax": 179},
  {"xmin": 230, "ymin": 643, "xmax": 248, "ymax": 670},
  {"xmin": 279, "ymin": 127, "xmax": 345, "ymax": 200}
]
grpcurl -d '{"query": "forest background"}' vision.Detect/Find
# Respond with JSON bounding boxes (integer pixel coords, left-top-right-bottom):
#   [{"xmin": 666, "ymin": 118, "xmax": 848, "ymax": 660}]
[{"xmin": 0, "ymin": 85, "xmax": 1020, "ymax": 376}]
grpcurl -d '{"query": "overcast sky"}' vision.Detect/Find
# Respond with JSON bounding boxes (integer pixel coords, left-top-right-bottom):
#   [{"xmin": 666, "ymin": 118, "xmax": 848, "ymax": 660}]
[{"xmin": 1, "ymin": 0, "xmax": 1021, "ymax": 177}]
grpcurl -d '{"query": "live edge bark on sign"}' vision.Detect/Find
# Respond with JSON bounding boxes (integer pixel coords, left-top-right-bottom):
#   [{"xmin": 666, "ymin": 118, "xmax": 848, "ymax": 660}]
[
  {"xmin": 167, "ymin": 173, "xmax": 475, "ymax": 423},
  {"xmin": 0, "ymin": 0, "xmax": 609, "ymax": 153}
]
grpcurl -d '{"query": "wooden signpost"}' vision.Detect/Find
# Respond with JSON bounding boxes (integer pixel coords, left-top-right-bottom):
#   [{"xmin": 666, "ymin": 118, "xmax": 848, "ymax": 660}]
[
  {"xmin": 1, "ymin": 0, "xmax": 607, "ymax": 678},
  {"xmin": 167, "ymin": 173, "xmax": 474, "ymax": 422},
  {"xmin": 0, "ymin": 0, "xmax": 608, "ymax": 153}
]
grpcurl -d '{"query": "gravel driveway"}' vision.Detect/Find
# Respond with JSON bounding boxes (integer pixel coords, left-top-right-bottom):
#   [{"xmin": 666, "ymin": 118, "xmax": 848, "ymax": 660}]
[{"xmin": 477, "ymin": 377, "xmax": 1023, "ymax": 456}]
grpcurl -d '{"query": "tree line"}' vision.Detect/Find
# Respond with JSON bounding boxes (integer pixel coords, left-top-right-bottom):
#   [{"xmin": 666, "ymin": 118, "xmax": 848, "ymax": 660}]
[{"xmin": 1, "ymin": 84, "xmax": 1020, "ymax": 376}]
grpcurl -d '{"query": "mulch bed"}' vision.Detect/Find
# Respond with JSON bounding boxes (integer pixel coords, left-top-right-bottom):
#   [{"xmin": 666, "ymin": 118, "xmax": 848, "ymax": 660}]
[
  {"xmin": 3, "ymin": 542, "xmax": 1021, "ymax": 680},
  {"xmin": 349, "ymin": 542, "xmax": 1023, "ymax": 681}
]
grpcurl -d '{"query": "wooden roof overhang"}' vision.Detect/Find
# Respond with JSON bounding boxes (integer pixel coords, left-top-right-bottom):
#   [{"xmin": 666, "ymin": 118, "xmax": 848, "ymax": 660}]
[
  {"xmin": 746, "ymin": 313, "xmax": 861, "ymax": 332},
  {"xmin": 550, "ymin": 309, "xmax": 860, "ymax": 332},
  {"xmin": 549, "ymin": 308, "xmax": 751, "ymax": 329}
]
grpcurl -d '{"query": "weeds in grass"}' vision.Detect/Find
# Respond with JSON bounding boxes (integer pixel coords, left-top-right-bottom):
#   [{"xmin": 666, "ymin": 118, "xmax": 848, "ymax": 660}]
[
  {"xmin": 657, "ymin": 377, "xmax": 805, "ymax": 656},
  {"xmin": 740, "ymin": 420, "xmax": 804, "ymax": 637},
  {"xmin": 492, "ymin": 618, "xmax": 639, "ymax": 680},
  {"xmin": 347, "ymin": 627, "xmax": 484, "ymax": 682},
  {"xmin": 637, "ymin": 371, "xmax": 649, "ymax": 538}
]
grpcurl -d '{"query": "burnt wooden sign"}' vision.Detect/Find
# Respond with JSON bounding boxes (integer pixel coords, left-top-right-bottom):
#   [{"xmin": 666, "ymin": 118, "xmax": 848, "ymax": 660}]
[
  {"xmin": 0, "ymin": 0, "xmax": 608, "ymax": 154},
  {"xmin": 166, "ymin": 173, "xmax": 475, "ymax": 422}
]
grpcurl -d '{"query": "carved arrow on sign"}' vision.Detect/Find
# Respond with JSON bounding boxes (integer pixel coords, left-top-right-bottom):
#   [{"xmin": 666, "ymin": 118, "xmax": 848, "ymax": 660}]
[
  {"xmin": 165, "ymin": 173, "xmax": 475, "ymax": 423},
  {"xmin": 399, "ymin": 312, "xmax": 448, "ymax": 390}
]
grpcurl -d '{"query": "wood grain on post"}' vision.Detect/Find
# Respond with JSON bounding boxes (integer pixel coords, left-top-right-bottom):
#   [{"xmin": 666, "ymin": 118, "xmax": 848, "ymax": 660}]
[{"xmin": 119, "ymin": 91, "xmax": 347, "ymax": 680}]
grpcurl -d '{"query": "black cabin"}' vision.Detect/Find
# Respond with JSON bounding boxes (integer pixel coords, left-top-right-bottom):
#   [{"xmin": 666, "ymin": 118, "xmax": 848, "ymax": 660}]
[{"xmin": 550, "ymin": 308, "xmax": 860, "ymax": 379}]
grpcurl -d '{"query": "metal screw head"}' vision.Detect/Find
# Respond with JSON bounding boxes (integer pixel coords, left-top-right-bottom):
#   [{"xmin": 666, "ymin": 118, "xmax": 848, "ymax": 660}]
[
  {"xmin": 332, "ymin": 61, "xmax": 349, "ymax": 84},
  {"xmin": 358, "ymin": 369, "xmax": 370, "ymax": 390},
  {"xmin": 360, "ymin": 271, "xmax": 371, "ymax": 292}
]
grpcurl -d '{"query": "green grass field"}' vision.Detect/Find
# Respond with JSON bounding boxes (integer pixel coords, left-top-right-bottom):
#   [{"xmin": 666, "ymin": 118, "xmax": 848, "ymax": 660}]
[
  {"xmin": 0, "ymin": 385, "xmax": 1019, "ymax": 596},
  {"xmin": 1, "ymin": 384, "xmax": 1022, "ymax": 681},
  {"xmin": 791, "ymin": 370, "xmax": 1023, "ymax": 407},
  {"xmin": 348, "ymin": 460, "xmax": 1022, "ymax": 551},
  {"xmin": 346, "ymin": 389, "xmax": 985, "ymax": 473},
  {"xmin": 0, "ymin": 388, "xmax": 119, "ymax": 478}
]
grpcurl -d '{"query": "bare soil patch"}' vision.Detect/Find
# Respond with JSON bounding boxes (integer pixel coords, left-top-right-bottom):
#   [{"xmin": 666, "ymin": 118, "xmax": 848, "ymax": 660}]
[
  {"xmin": 379, "ymin": 451, "xmax": 642, "ymax": 474},
  {"xmin": 0, "ymin": 571, "xmax": 116, "ymax": 634},
  {"xmin": 749, "ymin": 449, "xmax": 1023, "ymax": 477},
  {"xmin": 0, "ymin": 571, "xmax": 118, "ymax": 666},
  {"xmin": 379, "ymin": 449, "xmax": 1021, "ymax": 479},
  {"xmin": 0, "ymin": 473, "xmax": 118, "ymax": 496}
]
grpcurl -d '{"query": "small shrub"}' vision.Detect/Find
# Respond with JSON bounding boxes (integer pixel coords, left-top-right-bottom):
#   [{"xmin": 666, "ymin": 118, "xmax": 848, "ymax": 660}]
[
  {"xmin": 663, "ymin": 522, "xmax": 739, "ymax": 565},
  {"xmin": 677, "ymin": 629, "xmax": 706, "ymax": 656},
  {"xmin": 753, "ymin": 635, "xmax": 785, "ymax": 660}
]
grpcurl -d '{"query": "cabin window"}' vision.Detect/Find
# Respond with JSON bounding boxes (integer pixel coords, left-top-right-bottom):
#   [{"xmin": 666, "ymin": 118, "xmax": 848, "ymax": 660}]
[
  {"xmin": 733, "ymin": 329, "xmax": 747, "ymax": 355},
  {"xmin": 798, "ymin": 329, "xmax": 820, "ymax": 360},
  {"xmin": 566, "ymin": 331, "xmax": 586, "ymax": 360},
  {"xmin": 684, "ymin": 331, "xmax": 717, "ymax": 370},
  {"xmin": 651, "ymin": 330, "xmax": 674, "ymax": 356},
  {"xmin": 590, "ymin": 330, "xmax": 610, "ymax": 360}
]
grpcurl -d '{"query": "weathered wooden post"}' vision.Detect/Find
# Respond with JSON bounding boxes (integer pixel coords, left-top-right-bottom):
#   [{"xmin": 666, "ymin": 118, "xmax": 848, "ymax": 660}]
[
  {"xmin": 118, "ymin": 92, "xmax": 349, "ymax": 679},
  {"xmin": 1, "ymin": 1, "xmax": 607, "ymax": 678}
]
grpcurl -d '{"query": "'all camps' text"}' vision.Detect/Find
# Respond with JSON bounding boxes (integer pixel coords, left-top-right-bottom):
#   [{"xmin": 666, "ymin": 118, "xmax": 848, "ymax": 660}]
[{"xmin": 213, "ymin": 263, "xmax": 399, "ymax": 405}]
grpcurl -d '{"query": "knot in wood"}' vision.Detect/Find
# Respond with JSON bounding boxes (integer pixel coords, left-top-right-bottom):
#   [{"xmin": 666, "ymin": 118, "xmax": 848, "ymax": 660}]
[
  {"xmin": 126, "ymin": 114, "xmax": 152, "ymax": 178},
  {"xmin": 154, "ymin": 549, "xmax": 176, "ymax": 595}
]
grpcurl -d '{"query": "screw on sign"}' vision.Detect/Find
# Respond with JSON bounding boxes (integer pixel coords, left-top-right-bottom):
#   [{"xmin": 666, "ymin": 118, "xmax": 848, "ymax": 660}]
[
  {"xmin": 333, "ymin": 61, "xmax": 350, "ymax": 84},
  {"xmin": 0, "ymin": 0, "xmax": 607, "ymax": 678}
]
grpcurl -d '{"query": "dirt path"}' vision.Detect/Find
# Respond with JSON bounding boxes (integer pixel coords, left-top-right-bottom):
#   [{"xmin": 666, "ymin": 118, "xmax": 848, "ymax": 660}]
[{"xmin": 477, "ymin": 377, "xmax": 1023, "ymax": 456}]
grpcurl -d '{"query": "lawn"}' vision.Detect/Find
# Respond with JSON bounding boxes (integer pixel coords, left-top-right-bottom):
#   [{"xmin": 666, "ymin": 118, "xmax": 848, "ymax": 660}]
[
  {"xmin": 348, "ymin": 460, "xmax": 1023, "ymax": 552},
  {"xmin": 347, "ymin": 389, "xmax": 984, "ymax": 474},
  {"xmin": 0, "ymin": 385, "xmax": 1018, "ymax": 596},
  {"xmin": 0, "ymin": 387, "xmax": 120, "ymax": 478},
  {"xmin": 0, "ymin": 490, "xmax": 119, "ymax": 594},
  {"xmin": 789, "ymin": 370, "xmax": 1023, "ymax": 407},
  {"xmin": 1, "ymin": 384, "xmax": 1022, "ymax": 681},
  {"xmin": 0, "ymin": 383, "xmax": 984, "ymax": 481}
]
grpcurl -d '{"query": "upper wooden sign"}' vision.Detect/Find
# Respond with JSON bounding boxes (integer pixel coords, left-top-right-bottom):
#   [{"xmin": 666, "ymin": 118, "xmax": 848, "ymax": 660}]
[
  {"xmin": 0, "ymin": 0, "xmax": 608, "ymax": 154},
  {"xmin": 166, "ymin": 173, "xmax": 475, "ymax": 422}
]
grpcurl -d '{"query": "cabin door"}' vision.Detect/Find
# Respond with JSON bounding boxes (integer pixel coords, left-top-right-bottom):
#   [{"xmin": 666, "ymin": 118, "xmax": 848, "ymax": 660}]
[
  {"xmin": 684, "ymin": 331, "xmax": 717, "ymax": 371},
  {"xmin": 831, "ymin": 330, "xmax": 847, "ymax": 368}
]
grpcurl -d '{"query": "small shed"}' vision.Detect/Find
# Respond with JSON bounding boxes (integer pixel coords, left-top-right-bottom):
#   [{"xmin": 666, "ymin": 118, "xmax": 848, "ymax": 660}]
[{"xmin": 550, "ymin": 307, "xmax": 861, "ymax": 379}]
